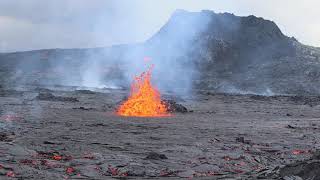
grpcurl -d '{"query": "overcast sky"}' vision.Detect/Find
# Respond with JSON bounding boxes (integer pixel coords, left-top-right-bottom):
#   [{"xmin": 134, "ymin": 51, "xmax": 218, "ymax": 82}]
[{"xmin": 0, "ymin": 0, "xmax": 319, "ymax": 52}]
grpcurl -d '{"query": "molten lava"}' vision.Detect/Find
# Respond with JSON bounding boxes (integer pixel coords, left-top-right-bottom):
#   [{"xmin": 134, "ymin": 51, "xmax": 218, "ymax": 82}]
[{"xmin": 117, "ymin": 65, "xmax": 170, "ymax": 117}]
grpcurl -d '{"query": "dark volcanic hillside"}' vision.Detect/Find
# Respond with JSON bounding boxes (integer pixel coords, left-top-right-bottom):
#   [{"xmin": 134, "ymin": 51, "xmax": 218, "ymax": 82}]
[
  {"xmin": 147, "ymin": 10, "xmax": 320, "ymax": 95},
  {"xmin": 1, "ymin": 10, "xmax": 320, "ymax": 95}
]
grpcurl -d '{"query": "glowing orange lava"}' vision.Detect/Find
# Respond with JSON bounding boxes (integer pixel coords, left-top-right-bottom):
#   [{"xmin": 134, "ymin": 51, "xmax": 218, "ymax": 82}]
[{"xmin": 117, "ymin": 65, "xmax": 170, "ymax": 117}]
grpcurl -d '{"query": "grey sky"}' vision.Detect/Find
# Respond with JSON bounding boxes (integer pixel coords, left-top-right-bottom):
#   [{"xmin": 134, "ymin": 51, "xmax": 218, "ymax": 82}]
[{"xmin": 0, "ymin": 0, "xmax": 319, "ymax": 52}]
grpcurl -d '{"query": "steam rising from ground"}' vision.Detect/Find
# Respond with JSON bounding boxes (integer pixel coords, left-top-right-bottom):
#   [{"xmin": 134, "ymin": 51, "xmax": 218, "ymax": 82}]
[
  {"xmin": 42, "ymin": 9, "xmax": 214, "ymax": 95},
  {"xmin": 3, "ymin": 9, "xmax": 284, "ymax": 96},
  {"xmin": 3, "ymin": 4, "xmax": 320, "ymax": 96},
  {"xmin": 86, "ymin": 9, "xmax": 213, "ymax": 95},
  {"xmin": 0, "ymin": 1, "xmax": 216, "ymax": 95}
]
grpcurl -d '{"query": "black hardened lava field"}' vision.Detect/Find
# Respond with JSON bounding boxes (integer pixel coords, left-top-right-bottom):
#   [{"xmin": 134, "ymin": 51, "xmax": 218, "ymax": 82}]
[
  {"xmin": 1, "ymin": 6, "xmax": 320, "ymax": 180},
  {"xmin": 1, "ymin": 86, "xmax": 320, "ymax": 179}
]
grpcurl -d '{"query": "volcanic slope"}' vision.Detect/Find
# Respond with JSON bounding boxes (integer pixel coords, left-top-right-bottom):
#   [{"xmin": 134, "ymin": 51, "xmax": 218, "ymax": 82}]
[
  {"xmin": 1, "ymin": 10, "xmax": 320, "ymax": 95},
  {"xmin": 145, "ymin": 10, "xmax": 320, "ymax": 95}
]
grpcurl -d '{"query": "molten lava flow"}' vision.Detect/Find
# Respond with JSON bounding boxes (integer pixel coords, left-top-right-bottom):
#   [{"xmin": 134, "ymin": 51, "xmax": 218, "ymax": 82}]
[{"xmin": 117, "ymin": 65, "xmax": 170, "ymax": 117}]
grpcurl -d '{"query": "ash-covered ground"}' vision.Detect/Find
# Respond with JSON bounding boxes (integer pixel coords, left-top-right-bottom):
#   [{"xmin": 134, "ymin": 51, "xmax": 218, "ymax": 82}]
[{"xmin": 1, "ymin": 85, "xmax": 320, "ymax": 179}]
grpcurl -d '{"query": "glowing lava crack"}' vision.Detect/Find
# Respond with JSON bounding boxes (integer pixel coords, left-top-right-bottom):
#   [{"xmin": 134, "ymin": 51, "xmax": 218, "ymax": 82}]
[{"xmin": 116, "ymin": 65, "xmax": 170, "ymax": 117}]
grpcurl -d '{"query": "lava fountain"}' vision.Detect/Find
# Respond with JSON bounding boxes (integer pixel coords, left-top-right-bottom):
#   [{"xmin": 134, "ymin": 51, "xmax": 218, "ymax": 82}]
[{"xmin": 116, "ymin": 65, "xmax": 170, "ymax": 117}]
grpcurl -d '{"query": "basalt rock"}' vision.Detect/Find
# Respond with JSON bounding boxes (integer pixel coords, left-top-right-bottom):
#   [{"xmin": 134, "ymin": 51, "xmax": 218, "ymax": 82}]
[
  {"xmin": 288, "ymin": 96, "xmax": 320, "ymax": 107},
  {"xmin": 0, "ymin": 132, "xmax": 15, "ymax": 142},
  {"xmin": 163, "ymin": 100, "xmax": 188, "ymax": 113},
  {"xmin": 36, "ymin": 92, "xmax": 79, "ymax": 102},
  {"xmin": 145, "ymin": 152, "xmax": 168, "ymax": 160},
  {"xmin": 279, "ymin": 160, "xmax": 320, "ymax": 180},
  {"xmin": 74, "ymin": 90, "xmax": 95, "ymax": 94}
]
